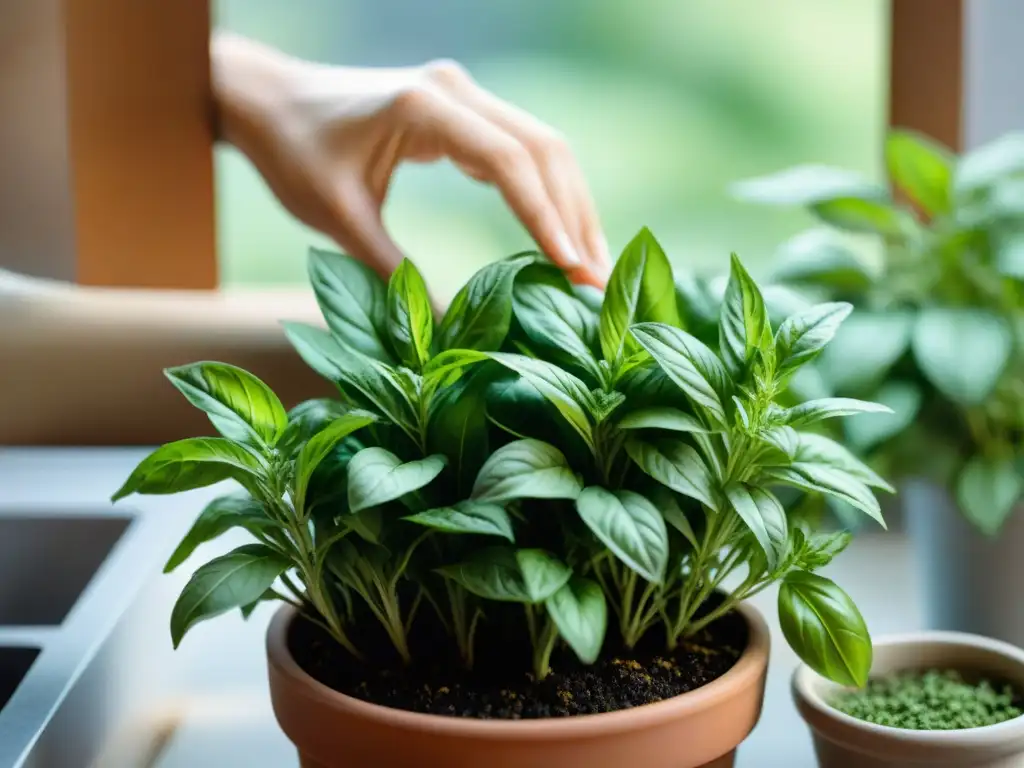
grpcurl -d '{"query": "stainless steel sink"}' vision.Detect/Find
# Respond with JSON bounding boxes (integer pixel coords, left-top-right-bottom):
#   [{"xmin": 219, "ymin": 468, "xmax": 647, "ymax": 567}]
[{"xmin": 0, "ymin": 448, "xmax": 223, "ymax": 768}]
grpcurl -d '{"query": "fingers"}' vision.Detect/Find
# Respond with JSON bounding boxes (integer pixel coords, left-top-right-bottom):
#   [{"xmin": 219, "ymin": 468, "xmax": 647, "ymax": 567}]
[
  {"xmin": 391, "ymin": 83, "xmax": 585, "ymax": 277},
  {"xmin": 331, "ymin": 185, "xmax": 406, "ymax": 282},
  {"xmin": 424, "ymin": 61, "xmax": 610, "ymax": 287}
]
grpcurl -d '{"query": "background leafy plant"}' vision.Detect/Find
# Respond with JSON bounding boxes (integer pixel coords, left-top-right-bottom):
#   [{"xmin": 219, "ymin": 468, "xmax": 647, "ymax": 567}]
[
  {"xmin": 730, "ymin": 130, "xmax": 1024, "ymax": 536},
  {"xmin": 113, "ymin": 227, "xmax": 891, "ymax": 689}
]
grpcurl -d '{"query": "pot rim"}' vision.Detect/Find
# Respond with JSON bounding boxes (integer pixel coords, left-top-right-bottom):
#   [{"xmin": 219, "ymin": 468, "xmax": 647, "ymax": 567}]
[
  {"xmin": 792, "ymin": 630, "xmax": 1024, "ymax": 749},
  {"xmin": 267, "ymin": 599, "xmax": 769, "ymax": 738}
]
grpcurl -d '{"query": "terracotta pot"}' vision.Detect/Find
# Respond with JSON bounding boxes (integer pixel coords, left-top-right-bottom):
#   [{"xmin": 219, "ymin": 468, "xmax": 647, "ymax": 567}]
[
  {"xmin": 266, "ymin": 602, "xmax": 770, "ymax": 768},
  {"xmin": 793, "ymin": 631, "xmax": 1024, "ymax": 767}
]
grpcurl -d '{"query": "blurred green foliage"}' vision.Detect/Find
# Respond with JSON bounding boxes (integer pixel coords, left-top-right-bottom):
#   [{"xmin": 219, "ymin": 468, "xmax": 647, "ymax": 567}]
[{"xmin": 214, "ymin": 0, "xmax": 887, "ymax": 301}]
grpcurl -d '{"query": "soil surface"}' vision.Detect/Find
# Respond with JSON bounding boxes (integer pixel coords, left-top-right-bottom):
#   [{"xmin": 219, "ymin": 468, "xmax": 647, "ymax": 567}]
[{"xmin": 289, "ymin": 596, "xmax": 747, "ymax": 719}]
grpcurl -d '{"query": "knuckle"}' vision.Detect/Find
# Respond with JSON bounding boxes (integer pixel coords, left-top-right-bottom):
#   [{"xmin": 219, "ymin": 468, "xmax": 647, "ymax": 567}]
[
  {"xmin": 491, "ymin": 140, "xmax": 531, "ymax": 177},
  {"xmin": 391, "ymin": 83, "xmax": 437, "ymax": 117},
  {"xmin": 423, "ymin": 58, "xmax": 472, "ymax": 89},
  {"xmin": 532, "ymin": 129, "xmax": 571, "ymax": 166}
]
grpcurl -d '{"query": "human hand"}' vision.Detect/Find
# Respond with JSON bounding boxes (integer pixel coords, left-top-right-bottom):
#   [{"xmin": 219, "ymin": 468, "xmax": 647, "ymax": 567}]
[{"xmin": 212, "ymin": 34, "xmax": 610, "ymax": 288}]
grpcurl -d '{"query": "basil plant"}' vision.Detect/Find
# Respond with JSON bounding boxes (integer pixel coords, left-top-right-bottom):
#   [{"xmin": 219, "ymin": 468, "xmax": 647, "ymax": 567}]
[
  {"xmin": 733, "ymin": 130, "xmax": 1024, "ymax": 536},
  {"xmin": 113, "ymin": 227, "xmax": 892, "ymax": 687}
]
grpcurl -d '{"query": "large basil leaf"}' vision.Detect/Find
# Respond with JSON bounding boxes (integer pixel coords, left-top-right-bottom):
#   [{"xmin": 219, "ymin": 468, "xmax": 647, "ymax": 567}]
[
  {"xmin": 423, "ymin": 349, "xmax": 489, "ymax": 389},
  {"xmin": 546, "ymin": 577, "xmax": 607, "ymax": 665},
  {"xmin": 625, "ymin": 437, "xmax": 718, "ymax": 510},
  {"xmin": 769, "ymin": 229, "xmax": 873, "ymax": 293},
  {"xmin": 774, "ymin": 303, "xmax": 852, "ymax": 378},
  {"xmin": 630, "ymin": 322, "xmax": 733, "ymax": 427},
  {"xmin": 334, "ymin": 357, "xmax": 419, "ymax": 434},
  {"xmin": 793, "ymin": 432, "xmax": 894, "ymax": 492},
  {"xmin": 783, "ymin": 397, "xmax": 892, "ymax": 427},
  {"xmin": 170, "ymin": 544, "xmax": 289, "ymax": 648},
  {"xmin": 513, "ymin": 281, "xmax": 601, "ymax": 380},
  {"xmin": 764, "ymin": 464, "xmax": 884, "ymax": 527},
  {"xmin": 516, "ymin": 549, "xmax": 572, "ymax": 602},
  {"xmin": 387, "ymin": 259, "xmax": 434, "ymax": 370},
  {"xmin": 487, "ymin": 353, "xmax": 595, "ymax": 449},
  {"xmin": 112, "ymin": 438, "xmax": 263, "ymax": 501},
  {"xmin": 471, "ymin": 438, "xmax": 582, "ymax": 503},
  {"xmin": 404, "ymin": 501, "xmax": 514, "ymax": 542},
  {"xmin": 281, "ymin": 322, "xmax": 349, "ymax": 382},
  {"xmin": 885, "ymin": 130, "xmax": 952, "ymax": 216},
  {"xmin": 308, "ymin": 247, "xmax": 391, "ymax": 361},
  {"xmin": 427, "ymin": 370, "xmax": 490, "ymax": 495},
  {"xmin": 813, "ymin": 197, "xmax": 908, "ymax": 237},
  {"xmin": 616, "ymin": 407, "xmax": 708, "ymax": 434},
  {"xmin": 957, "ymin": 456, "xmax": 1023, "ymax": 536},
  {"xmin": 438, "ymin": 254, "xmax": 535, "ymax": 351},
  {"xmin": 912, "ymin": 308, "xmax": 1012, "ymax": 405},
  {"xmin": 164, "ymin": 493, "xmax": 276, "ymax": 573},
  {"xmin": 817, "ymin": 311, "xmax": 914, "ymax": 395},
  {"xmin": 778, "ymin": 571, "xmax": 871, "ymax": 687},
  {"xmin": 437, "ymin": 547, "xmax": 532, "ymax": 603},
  {"xmin": 719, "ymin": 254, "xmax": 769, "ymax": 377},
  {"xmin": 731, "ymin": 165, "xmax": 886, "ymax": 206},
  {"xmin": 346, "ymin": 447, "xmax": 447, "ymax": 513},
  {"xmin": 955, "ymin": 132, "xmax": 1024, "ymax": 195},
  {"xmin": 575, "ymin": 487, "xmax": 669, "ymax": 583},
  {"xmin": 165, "ymin": 362, "xmax": 287, "ymax": 448},
  {"xmin": 599, "ymin": 227, "xmax": 681, "ymax": 364},
  {"xmin": 725, "ymin": 483, "xmax": 785, "ymax": 569},
  {"xmin": 294, "ymin": 413, "xmax": 377, "ymax": 513}
]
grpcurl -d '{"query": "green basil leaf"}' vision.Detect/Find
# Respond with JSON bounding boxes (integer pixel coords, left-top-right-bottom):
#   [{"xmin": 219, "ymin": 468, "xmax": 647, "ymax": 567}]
[
  {"xmin": 955, "ymin": 131, "xmax": 1024, "ymax": 195},
  {"xmin": 625, "ymin": 436, "xmax": 718, "ymax": 511},
  {"xmin": 304, "ymin": 436, "xmax": 365, "ymax": 515},
  {"xmin": 335, "ymin": 357, "xmax": 419, "ymax": 433},
  {"xmin": 675, "ymin": 271, "xmax": 720, "ymax": 331},
  {"xmin": 731, "ymin": 165, "xmax": 886, "ymax": 206},
  {"xmin": 422, "ymin": 349, "xmax": 489, "ymax": 389},
  {"xmin": 957, "ymin": 456, "xmax": 1022, "ymax": 536},
  {"xmin": 761, "ymin": 425, "xmax": 799, "ymax": 460},
  {"xmin": 308, "ymin": 247, "xmax": 391, "ymax": 361},
  {"xmin": 346, "ymin": 508, "xmax": 385, "ymax": 544},
  {"xmin": 404, "ymin": 501, "xmax": 514, "ymax": 542},
  {"xmin": 769, "ymin": 229, "xmax": 874, "ymax": 292},
  {"xmin": 164, "ymin": 362, "xmax": 287, "ymax": 448},
  {"xmin": 600, "ymin": 227, "xmax": 681, "ymax": 364},
  {"xmin": 513, "ymin": 281, "xmax": 601, "ymax": 380},
  {"xmin": 912, "ymin": 308, "xmax": 1012, "ymax": 405},
  {"xmin": 471, "ymin": 438, "xmax": 581, "ymax": 503},
  {"xmin": 797, "ymin": 530, "xmax": 853, "ymax": 570},
  {"xmin": 649, "ymin": 486, "xmax": 699, "ymax": 549},
  {"xmin": 783, "ymin": 397, "xmax": 893, "ymax": 427},
  {"xmin": 793, "ymin": 432, "xmax": 894, "ymax": 492},
  {"xmin": 295, "ymin": 412, "xmax": 377, "ymax": 513},
  {"xmin": 240, "ymin": 589, "xmax": 276, "ymax": 621},
  {"xmin": 277, "ymin": 399, "xmax": 349, "ymax": 457},
  {"xmin": 630, "ymin": 322, "xmax": 733, "ymax": 427},
  {"xmin": 486, "ymin": 353, "xmax": 595, "ymax": 449},
  {"xmin": 437, "ymin": 547, "xmax": 532, "ymax": 603},
  {"xmin": 719, "ymin": 254, "xmax": 769, "ymax": 377},
  {"xmin": 387, "ymin": 258, "xmax": 434, "ymax": 369},
  {"xmin": 885, "ymin": 130, "xmax": 953, "ymax": 216},
  {"xmin": 170, "ymin": 543, "xmax": 289, "ymax": 648},
  {"xmin": 775, "ymin": 302, "xmax": 852, "ymax": 378},
  {"xmin": 778, "ymin": 570, "xmax": 871, "ymax": 687},
  {"xmin": 427, "ymin": 370, "xmax": 490, "ymax": 496},
  {"xmin": 546, "ymin": 576, "xmax": 607, "ymax": 665},
  {"xmin": 438, "ymin": 254, "xmax": 536, "ymax": 351},
  {"xmin": 616, "ymin": 407, "xmax": 709, "ymax": 433},
  {"xmin": 516, "ymin": 549, "xmax": 572, "ymax": 602},
  {"xmin": 346, "ymin": 447, "xmax": 447, "ymax": 513},
  {"xmin": 812, "ymin": 197, "xmax": 908, "ymax": 236},
  {"xmin": 164, "ymin": 493, "xmax": 275, "ymax": 573},
  {"xmin": 576, "ymin": 487, "xmax": 669, "ymax": 583},
  {"xmin": 817, "ymin": 311, "xmax": 914, "ymax": 395},
  {"xmin": 281, "ymin": 321, "xmax": 349, "ymax": 382},
  {"xmin": 994, "ymin": 227, "xmax": 1024, "ymax": 279},
  {"xmin": 764, "ymin": 464, "xmax": 885, "ymax": 528},
  {"xmin": 725, "ymin": 483, "xmax": 785, "ymax": 570},
  {"xmin": 111, "ymin": 438, "xmax": 263, "ymax": 501},
  {"xmin": 573, "ymin": 284, "xmax": 604, "ymax": 315}
]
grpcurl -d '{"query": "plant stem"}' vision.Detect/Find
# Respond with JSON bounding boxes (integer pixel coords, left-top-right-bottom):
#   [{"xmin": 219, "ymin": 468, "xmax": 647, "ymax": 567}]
[{"xmin": 532, "ymin": 616, "xmax": 560, "ymax": 681}]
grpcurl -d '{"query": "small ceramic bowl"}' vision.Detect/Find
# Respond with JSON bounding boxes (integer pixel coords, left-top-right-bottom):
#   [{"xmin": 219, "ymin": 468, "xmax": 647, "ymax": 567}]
[{"xmin": 793, "ymin": 631, "xmax": 1024, "ymax": 767}]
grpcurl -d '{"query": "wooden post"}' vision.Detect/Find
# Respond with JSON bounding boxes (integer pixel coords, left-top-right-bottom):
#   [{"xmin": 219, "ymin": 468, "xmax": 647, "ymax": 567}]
[{"xmin": 0, "ymin": 0, "xmax": 217, "ymax": 288}]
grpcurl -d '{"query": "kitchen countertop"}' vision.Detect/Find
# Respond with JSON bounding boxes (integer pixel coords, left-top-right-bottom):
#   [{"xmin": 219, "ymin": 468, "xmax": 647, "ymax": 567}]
[{"xmin": 1, "ymin": 449, "xmax": 923, "ymax": 768}]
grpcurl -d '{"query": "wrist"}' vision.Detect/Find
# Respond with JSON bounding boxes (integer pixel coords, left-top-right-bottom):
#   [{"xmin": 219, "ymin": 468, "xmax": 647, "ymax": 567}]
[{"xmin": 210, "ymin": 32, "xmax": 298, "ymax": 148}]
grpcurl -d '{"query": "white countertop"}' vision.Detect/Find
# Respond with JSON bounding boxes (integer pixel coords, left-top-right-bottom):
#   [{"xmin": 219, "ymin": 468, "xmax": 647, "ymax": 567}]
[{"xmin": 0, "ymin": 449, "xmax": 922, "ymax": 768}]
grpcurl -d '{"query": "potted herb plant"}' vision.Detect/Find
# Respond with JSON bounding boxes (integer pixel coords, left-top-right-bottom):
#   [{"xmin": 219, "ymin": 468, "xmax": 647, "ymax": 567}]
[
  {"xmin": 112, "ymin": 228, "xmax": 891, "ymax": 768},
  {"xmin": 793, "ymin": 631, "xmax": 1024, "ymax": 767},
  {"xmin": 731, "ymin": 130, "xmax": 1024, "ymax": 646}
]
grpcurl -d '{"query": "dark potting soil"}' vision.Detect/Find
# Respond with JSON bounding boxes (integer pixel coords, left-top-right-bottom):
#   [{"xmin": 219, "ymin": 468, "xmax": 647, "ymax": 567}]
[{"xmin": 288, "ymin": 595, "xmax": 747, "ymax": 720}]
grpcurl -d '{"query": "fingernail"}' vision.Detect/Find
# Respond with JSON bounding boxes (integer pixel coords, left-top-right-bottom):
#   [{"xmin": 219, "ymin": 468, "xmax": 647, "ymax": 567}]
[{"xmin": 556, "ymin": 231, "xmax": 582, "ymax": 266}]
